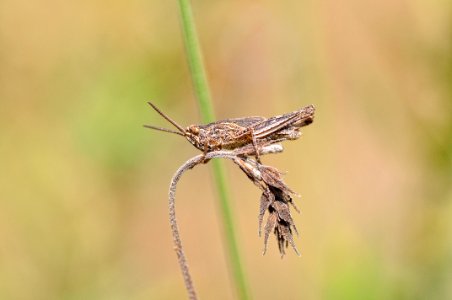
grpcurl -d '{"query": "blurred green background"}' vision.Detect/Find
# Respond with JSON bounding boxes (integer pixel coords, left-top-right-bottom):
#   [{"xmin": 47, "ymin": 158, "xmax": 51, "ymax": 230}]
[{"xmin": 1, "ymin": 0, "xmax": 451, "ymax": 299}]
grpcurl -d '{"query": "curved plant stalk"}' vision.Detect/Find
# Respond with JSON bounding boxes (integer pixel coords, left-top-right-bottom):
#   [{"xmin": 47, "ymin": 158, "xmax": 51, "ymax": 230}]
[
  {"xmin": 176, "ymin": 0, "xmax": 250, "ymax": 299},
  {"xmin": 169, "ymin": 146, "xmax": 284, "ymax": 299}
]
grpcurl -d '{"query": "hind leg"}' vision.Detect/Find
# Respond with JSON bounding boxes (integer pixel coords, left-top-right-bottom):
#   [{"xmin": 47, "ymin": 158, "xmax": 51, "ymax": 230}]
[{"xmin": 249, "ymin": 128, "xmax": 261, "ymax": 162}]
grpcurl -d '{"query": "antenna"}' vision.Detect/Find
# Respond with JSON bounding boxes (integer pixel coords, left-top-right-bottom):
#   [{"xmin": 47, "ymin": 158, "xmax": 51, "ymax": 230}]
[
  {"xmin": 147, "ymin": 101, "xmax": 186, "ymax": 134},
  {"xmin": 143, "ymin": 124, "xmax": 185, "ymax": 136}
]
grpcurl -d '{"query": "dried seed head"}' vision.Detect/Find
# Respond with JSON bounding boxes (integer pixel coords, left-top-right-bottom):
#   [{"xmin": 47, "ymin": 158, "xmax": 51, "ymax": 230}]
[
  {"xmin": 232, "ymin": 155, "xmax": 301, "ymax": 257},
  {"xmin": 262, "ymin": 189, "xmax": 301, "ymax": 257}
]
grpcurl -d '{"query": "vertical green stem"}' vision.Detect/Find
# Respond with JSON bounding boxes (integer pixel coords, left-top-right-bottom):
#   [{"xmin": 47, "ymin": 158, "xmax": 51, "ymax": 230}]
[
  {"xmin": 177, "ymin": 0, "xmax": 214, "ymax": 122},
  {"xmin": 176, "ymin": 0, "xmax": 250, "ymax": 299}
]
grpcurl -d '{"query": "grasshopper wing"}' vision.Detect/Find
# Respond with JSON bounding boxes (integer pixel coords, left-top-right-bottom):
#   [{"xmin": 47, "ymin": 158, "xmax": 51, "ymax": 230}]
[
  {"xmin": 200, "ymin": 116, "xmax": 265, "ymax": 129},
  {"xmin": 252, "ymin": 105, "xmax": 315, "ymax": 138}
]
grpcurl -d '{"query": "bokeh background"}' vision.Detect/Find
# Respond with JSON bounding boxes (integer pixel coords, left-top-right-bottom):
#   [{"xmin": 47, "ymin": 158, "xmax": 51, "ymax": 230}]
[{"xmin": 1, "ymin": 0, "xmax": 451, "ymax": 299}]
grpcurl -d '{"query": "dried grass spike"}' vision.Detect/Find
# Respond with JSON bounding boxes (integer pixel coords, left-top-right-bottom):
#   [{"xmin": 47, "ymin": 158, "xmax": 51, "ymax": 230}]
[{"xmin": 263, "ymin": 212, "xmax": 277, "ymax": 255}]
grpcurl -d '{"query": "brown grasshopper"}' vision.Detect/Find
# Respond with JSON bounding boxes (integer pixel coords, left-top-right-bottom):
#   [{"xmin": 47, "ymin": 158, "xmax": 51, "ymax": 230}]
[{"xmin": 144, "ymin": 101, "xmax": 315, "ymax": 161}]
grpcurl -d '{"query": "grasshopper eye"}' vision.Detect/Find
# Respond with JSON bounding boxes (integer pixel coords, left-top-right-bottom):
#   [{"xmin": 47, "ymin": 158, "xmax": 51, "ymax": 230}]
[{"xmin": 187, "ymin": 125, "xmax": 200, "ymax": 135}]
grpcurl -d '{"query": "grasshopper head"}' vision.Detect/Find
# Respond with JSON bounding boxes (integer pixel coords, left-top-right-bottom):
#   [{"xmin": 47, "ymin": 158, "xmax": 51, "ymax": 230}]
[{"xmin": 185, "ymin": 125, "xmax": 205, "ymax": 150}]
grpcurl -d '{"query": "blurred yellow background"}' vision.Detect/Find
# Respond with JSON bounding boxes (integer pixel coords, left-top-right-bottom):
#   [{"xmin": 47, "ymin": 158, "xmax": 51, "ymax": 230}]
[{"xmin": 1, "ymin": 0, "xmax": 451, "ymax": 299}]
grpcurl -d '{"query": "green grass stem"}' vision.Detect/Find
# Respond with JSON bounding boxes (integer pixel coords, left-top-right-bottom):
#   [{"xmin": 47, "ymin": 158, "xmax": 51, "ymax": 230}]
[{"xmin": 176, "ymin": 0, "xmax": 251, "ymax": 299}]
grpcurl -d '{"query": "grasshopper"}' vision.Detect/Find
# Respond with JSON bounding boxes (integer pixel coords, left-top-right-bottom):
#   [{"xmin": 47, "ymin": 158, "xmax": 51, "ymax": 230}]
[{"xmin": 144, "ymin": 101, "xmax": 315, "ymax": 161}]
